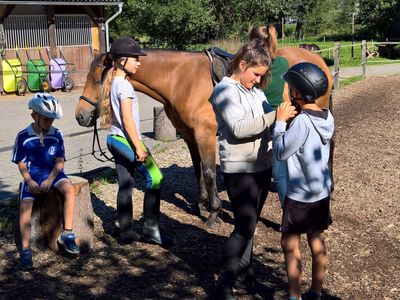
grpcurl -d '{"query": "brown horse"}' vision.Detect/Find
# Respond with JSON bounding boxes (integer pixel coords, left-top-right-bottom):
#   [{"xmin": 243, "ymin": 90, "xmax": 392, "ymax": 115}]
[{"xmin": 75, "ymin": 44, "xmax": 332, "ymax": 227}]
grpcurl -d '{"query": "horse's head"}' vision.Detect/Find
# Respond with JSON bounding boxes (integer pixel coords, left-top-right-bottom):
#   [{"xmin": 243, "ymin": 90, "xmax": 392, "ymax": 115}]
[{"xmin": 75, "ymin": 52, "xmax": 112, "ymax": 127}]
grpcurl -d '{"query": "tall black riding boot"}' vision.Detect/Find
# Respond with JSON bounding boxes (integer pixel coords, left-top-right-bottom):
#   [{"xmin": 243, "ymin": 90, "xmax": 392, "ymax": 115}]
[
  {"xmin": 215, "ymin": 232, "xmax": 250, "ymax": 300},
  {"xmin": 234, "ymin": 238, "xmax": 255, "ymax": 294},
  {"xmin": 215, "ymin": 271, "xmax": 235, "ymax": 300},
  {"xmin": 117, "ymin": 194, "xmax": 140, "ymax": 244},
  {"xmin": 142, "ymin": 189, "xmax": 173, "ymax": 246}
]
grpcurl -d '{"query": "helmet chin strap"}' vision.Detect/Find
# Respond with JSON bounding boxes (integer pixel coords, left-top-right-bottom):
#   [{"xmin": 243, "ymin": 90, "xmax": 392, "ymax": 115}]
[
  {"xmin": 36, "ymin": 115, "xmax": 46, "ymax": 146},
  {"xmin": 115, "ymin": 57, "xmax": 135, "ymax": 76}
]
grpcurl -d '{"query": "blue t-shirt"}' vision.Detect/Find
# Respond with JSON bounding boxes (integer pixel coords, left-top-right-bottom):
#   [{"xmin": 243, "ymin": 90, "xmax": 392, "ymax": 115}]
[{"xmin": 11, "ymin": 124, "xmax": 66, "ymax": 183}]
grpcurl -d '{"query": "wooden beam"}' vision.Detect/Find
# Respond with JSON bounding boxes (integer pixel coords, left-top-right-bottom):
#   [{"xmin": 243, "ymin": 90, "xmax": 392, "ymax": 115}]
[
  {"xmin": 83, "ymin": 6, "xmax": 98, "ymax": 22},
  {"xmin": 0, "ymin": 5, "xmax": 15, "ymax": 23},
  {"xmin": 46, "ymin": 6, "xmax": 57, "ymax": 58}
]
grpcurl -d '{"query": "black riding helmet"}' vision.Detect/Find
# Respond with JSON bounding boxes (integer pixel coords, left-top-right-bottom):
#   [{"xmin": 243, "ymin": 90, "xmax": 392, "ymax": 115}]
[
  {"xmin": 109, "ymin": 37, "xmax": 146, "ymax": 61},
  {"xmin": 109, "ymin": 37, "xmax": 146, "ymax": 75},
  {"xmin": 282, "ymin": 62, "xmax": 328, "ymax": 103}
]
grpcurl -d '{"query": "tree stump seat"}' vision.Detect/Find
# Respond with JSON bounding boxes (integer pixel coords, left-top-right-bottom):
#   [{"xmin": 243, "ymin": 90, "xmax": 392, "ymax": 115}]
[
  {"xmin": 153, "ymin": 106, "xmax": 177, "ymax": 141},
  {"xmin": 15, "ymin": 175, "xmax": 94, "ymax": 253}
]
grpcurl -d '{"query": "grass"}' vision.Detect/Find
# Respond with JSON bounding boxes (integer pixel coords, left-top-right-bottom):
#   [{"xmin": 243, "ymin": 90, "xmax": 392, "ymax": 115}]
[
  {"xmin": 339, "ymin": 75, "xmax": 364, "ymax": 88},
  {"xmin": 208, "ymin": 37, "xmax": 397, "ymax": 68},
  {"xmin": 278, "ymin": 40, "xmax": 398, "ymax": 68},
  {"xmin": 88, "ymin": 170, "xmax": 117, "ymax": 193}
]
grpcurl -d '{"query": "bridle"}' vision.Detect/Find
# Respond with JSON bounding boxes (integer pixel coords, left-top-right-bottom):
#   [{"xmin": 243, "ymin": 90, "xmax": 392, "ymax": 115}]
[
  {"xmin": 79, "ymin": 94, "xmax": 98, "ymax": 107},
  {"xmin": 78, "ymin": 62, "xmax": 110, "ymax": 108},
  {"xmin": 79, "ymin": 61, "xmax": 115, "ymax": 162}
]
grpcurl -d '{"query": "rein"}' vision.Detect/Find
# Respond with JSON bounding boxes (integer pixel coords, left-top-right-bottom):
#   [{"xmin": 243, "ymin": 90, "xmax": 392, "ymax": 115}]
[{"xmin": 91, "ymin": 122, "xmax": 114, "ymax": 163}]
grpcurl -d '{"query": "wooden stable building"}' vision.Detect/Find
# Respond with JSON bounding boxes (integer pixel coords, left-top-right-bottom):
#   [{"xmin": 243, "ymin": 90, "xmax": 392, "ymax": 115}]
[{"xmin": 0, "ymin": 0, "xmax": 123, "ymax": 88}]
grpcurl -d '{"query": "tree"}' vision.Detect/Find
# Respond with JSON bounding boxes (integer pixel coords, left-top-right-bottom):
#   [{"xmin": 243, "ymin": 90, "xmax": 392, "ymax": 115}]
[
  {"xmin": 357, "ymin": 0, "xmax": 400, "ymax": 39},
  {"xmin": 112, "ymin": 0, "xmax": 217, "ymax": 49},
  {"xmin": 305, "ymin": 0, "xmax": 358, "ymax": 38}
]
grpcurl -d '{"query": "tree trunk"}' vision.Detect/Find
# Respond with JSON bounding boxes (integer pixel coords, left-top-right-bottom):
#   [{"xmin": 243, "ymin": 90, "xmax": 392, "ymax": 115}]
[
  {"xmin": 153, "ymin": 106, "xmax": 177, "ymax": 141},
  {"xmin": 15, "ymin": 176, "xmax": 94, "ymax": 253}
]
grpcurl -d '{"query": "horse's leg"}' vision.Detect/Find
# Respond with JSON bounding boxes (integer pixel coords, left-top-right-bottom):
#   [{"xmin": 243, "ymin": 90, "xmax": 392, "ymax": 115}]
[
  {"xmin": 186, "ymin": 140, "xmax": 208, "ymax": 215},
  {"xmin": 195, "ymin": 129, "xmax": 222, "ymax": 227}
]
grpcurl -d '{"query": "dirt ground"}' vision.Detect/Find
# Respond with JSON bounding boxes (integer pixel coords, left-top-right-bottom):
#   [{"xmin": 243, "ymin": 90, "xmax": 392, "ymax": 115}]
[{"xmin": 1, "ymin": 76, "xmax": 399, "ymax": 299}]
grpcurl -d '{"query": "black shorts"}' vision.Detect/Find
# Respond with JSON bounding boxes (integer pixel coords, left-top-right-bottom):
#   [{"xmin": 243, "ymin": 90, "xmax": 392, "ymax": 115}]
[{"xmin": 281, "ymin": 196, "xmax": 332, "ymax": 234}]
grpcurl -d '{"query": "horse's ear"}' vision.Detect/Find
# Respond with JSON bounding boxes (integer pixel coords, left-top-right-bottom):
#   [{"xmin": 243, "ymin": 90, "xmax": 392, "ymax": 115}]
[
  {"xmin": 93, "ymin": 48, "xmax": 100, "ymax": 57},
  {"xmin": 104, "ymin": 52, "xmax": 113, "ymax": 66}
]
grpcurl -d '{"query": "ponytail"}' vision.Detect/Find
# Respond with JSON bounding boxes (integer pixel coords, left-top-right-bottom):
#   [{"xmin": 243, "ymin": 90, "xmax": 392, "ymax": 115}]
[
  {"xmin": 99, "ymin": 67, "xmax": 116, "ymax": 128},
  {"xmin": 248, "ymin": 25, "xmax": 278, "ymax": 88},
  {"xmin": 99, "ymin": 56, "xmax": 127, "ymax": 128}
]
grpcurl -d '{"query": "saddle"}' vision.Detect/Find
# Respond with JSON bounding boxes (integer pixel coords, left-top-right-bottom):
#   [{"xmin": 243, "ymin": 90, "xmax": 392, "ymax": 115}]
[{"xmin": 205, "ymin": 47, "xmax": 235, "ymax": 85}]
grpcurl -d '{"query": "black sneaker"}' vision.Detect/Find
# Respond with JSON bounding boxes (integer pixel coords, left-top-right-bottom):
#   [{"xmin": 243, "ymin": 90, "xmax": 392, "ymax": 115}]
[{"xmin": 19, "ymin": 248, "xmax": 33, "ymax": 270}]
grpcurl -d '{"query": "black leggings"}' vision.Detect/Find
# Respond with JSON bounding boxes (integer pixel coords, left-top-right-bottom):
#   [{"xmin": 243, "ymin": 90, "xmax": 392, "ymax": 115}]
[{"xmin": 222, "ymin": 169, "xmax": 272, "ymax": 273}]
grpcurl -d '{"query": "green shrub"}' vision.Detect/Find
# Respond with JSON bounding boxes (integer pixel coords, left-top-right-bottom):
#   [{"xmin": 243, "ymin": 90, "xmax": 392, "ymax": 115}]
[{"xmin": 393, "ymin": 44, "xmax": 400, "ymax": 58}]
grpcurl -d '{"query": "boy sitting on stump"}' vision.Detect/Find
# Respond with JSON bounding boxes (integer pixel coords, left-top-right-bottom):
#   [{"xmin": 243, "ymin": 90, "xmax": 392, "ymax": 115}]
[{"xmin": 11, "ymin": 93, "xmax": 80, "ymax": 270}]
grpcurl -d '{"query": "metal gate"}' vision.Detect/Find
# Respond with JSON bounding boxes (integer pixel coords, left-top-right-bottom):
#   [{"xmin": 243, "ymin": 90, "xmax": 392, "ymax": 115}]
[
  {"xmin": 3, "ymin": 15, "xmax": 49, "ymax": 49},
  {"xmin": 55, "ymin": 15, "xmax": 92, "ymax": 46},
  {"xmin": 2, "ymin": 14, "xmax": 92, "ymax": 49}
]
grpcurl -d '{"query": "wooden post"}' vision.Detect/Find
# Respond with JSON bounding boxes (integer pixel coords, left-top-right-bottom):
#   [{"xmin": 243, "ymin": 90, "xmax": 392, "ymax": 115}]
[
  {"xmin": 361, "ymin": 40, "xmax": 367, "ymax": 78},
  {"xmin": 351, "ymin": 12, "xmax": 355, "ymax": 59},
  {"xmin": 333, "ymin": 43, "xmax": 340, "ymax": 90},
  {"xmin": 153, "ymin": 106, "xmax": 176, "ymax": 141},
  {"xmin": 15, "ymin": 176, "xmax": 94, "ymax": 253},
  {"xmin": 46, "ymin": 6, "xmax": 57, "ymax": 59}
]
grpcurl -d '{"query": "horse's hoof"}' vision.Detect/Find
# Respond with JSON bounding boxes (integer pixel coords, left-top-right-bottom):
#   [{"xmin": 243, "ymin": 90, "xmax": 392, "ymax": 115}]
[
  {"xmin": 205, "ymin": 218, "xmax": 217, "ymax": 228},
  {"xmin": 205, "ymin": 211, "xmax": 221, "ymax": 228},
  {"xmin": 199, "ymin": 203, "xmax": 208, "ymax": 213}
]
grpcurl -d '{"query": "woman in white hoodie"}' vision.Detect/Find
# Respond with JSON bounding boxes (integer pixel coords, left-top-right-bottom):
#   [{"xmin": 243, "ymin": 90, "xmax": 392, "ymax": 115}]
[{"xmin": 211, "ymin": 39, "xmax": 296, "ymax": 299}]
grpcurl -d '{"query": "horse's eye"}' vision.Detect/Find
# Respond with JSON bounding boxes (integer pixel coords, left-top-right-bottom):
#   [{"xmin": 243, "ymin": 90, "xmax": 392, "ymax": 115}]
[{"xmin": 94, "ymin": 80, "xmax": 102, "ymax": 85}]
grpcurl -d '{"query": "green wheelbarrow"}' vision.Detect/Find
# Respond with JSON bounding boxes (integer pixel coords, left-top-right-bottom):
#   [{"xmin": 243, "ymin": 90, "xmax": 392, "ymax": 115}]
[{"xmin": 25, "ymin": 48, "xmax": 51, "ymax": 93}]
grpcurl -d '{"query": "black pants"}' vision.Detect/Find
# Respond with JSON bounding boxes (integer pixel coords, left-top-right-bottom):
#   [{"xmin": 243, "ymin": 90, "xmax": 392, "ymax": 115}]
[{"xmin": 222, "ymin": 169, "xmax": 272, "ymax": 274}]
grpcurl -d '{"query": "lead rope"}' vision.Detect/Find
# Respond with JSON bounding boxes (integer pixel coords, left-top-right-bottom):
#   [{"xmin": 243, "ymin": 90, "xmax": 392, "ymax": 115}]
[{"xmin": 91, "ymin": 122, "xmax": 114, "ymax": 162}]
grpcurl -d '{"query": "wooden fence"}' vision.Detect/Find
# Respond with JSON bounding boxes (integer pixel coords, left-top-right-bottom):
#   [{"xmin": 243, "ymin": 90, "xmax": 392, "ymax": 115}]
[{"xmin": 315, "ymin": 41, "xmax": 400, "ymax": 90}]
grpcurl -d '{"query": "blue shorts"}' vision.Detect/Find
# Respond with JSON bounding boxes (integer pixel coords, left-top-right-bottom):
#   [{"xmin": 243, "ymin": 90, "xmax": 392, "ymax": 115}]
[{"xmin": 20, "ymin": 172, "xmax": 68, "ymax": 201}]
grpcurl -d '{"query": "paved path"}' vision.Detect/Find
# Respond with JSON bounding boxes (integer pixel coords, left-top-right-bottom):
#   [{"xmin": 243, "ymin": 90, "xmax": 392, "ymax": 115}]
[
  {"xmin": 337, "ymin": 62, "xmax": 400, "ymax": 78},
  {"xmin": 0, "ymin": 89, "xmax": 170, "ymax": 204}
]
